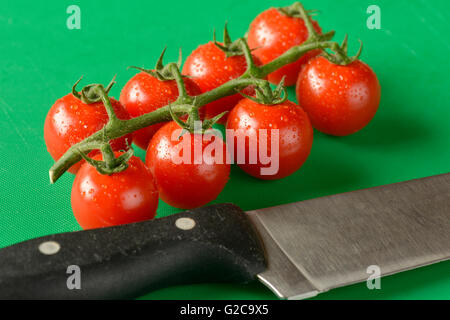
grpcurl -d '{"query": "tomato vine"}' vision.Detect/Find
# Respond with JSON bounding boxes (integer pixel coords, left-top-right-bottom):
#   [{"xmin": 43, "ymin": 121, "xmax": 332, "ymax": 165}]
[{"xmin": 48, "ymin": 1, "xmax": 353, "ymax": 183}]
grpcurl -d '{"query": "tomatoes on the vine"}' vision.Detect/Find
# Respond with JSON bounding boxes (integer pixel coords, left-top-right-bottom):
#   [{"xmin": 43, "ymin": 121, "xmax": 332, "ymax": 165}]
[
  {"xmin": 296, "ymin": 56, "xmax": 380, "ymax": 136},
  {"xmin": 247, "ymin": 7, "xmax": 322, "ymax": 86},
  {"xmin": 182, "ymin": 42, "xmax": 260, "ymax": 123},
  {"xmin": 71, "ymin": 153, "xmax": 159, "ymax": 230},
  {"xmin": 44, "ymin": 94, "xmax": 132, "ymax": 174},
  {"xmin": 146, "ymin": 121, "xmax": 230, "ymax": 209},
  {"xmin": 119, "ymin": 72, "xmax": 202, "ymax": 150},
  {"xmin": 226, "ymin": 99, "xmax": 313, "ymax": 180}
]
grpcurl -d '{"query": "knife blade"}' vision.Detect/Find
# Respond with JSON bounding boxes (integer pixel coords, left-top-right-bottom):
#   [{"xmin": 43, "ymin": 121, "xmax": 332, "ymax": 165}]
[
  {"xmin": 248, "ymin": 173, "xmax": 450, "ymax": 299},
  {"xmin": 0, "ymin": 173, "xmax": 448, "ymax": 299}
]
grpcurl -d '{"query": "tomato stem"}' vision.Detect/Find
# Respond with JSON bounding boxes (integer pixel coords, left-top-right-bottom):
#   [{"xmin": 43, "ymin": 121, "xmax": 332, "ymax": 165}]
[
  {"xmin": 239, "ymin": 38, "xmax": 258, "ymax": 77},
  {"xmin": 257, "ymin": 37, "xmax": 335, "ymax": 77},
  {"xmin": 100, "ymin": 143, "xmax": 117, "ymax": 169},
  {"xmin": 170, "ymin": 63, "xmax": 192, "ymax": 105},
  {"xmin": 96, "ymin": 85, "xmax": 119, "ymax": 122}
]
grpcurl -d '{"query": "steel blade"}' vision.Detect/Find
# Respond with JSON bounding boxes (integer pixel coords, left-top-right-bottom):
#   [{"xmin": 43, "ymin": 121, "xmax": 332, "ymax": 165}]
[{"xmin": 247, "ymin": 173, "xmax": 450, "ymax": 299}]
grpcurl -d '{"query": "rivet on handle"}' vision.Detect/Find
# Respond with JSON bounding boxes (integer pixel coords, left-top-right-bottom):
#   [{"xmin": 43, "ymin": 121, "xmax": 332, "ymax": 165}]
[
  {"xmin": 175, "ymin": 217, "xmax": 196, "ymax": 230},
  {"xmin": 38, "ymin": 241, "xmax": 61, "ymax": 255}
]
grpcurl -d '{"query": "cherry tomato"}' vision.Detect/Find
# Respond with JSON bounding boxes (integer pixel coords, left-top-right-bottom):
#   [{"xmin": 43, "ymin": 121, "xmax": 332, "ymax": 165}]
[
  {"xmin": 44, "ymin": 94, "xmax": 132, "ymax": 174},
  {"xmin": 146, "ymin": 121, "xmax": 230, "ymax": 209},
  {"xmin": 71, "ymin": 153, "xmax": 159, "ymax": 229},
  {"xmin": 296, "ymin": 56, "xmax": 381, "ymax": 136},
  {"xmin": 247, "ymin": 7, "xmax": 322, "ymax": 86},
  {"xmin": 226, "ymin": 99, "xmax": 313, "ymax": 180},
  {"xmin": 119, "ymin": 72, "xmax": 202, "ymax": 150},
  {"xmin": 182, "ymin": 42, "xmax": 260, "ymax": 123}
]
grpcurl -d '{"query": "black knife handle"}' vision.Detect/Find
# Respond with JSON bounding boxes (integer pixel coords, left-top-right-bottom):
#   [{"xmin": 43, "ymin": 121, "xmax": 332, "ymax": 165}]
[{"xmin": 0, "ymin": 204, "xmax": 266, "ymax": 299}]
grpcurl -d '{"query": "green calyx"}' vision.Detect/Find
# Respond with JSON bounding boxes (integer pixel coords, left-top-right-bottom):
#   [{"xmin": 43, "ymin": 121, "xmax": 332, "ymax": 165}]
[
  {"xmin": 322, "ymin": 35, "xmax": 363, "ymax": 65},
  {"xmin": 278, "ymin": 2, "xmax": 319, "ymax": 19},
  {"xmin": 239, "ymin": 78, "xmax": 288, "ymax": 106},
  {"xmin": 78, "ymin": 143, "xmax": 133, "ymax": 175},
  {"xmin": 277, "ymin": 2, "xmax": 322, "ymax": 42},
  {"xmin": 213, "ymin": 23, "xmax": 246, "ymax": 57},
  {"xmin": 168, "ymin": 104, "xmax": 226, "ymax": 137},
  {"xmin": 128, "ymin": 47, "xmax": 183, "ymax": 81},
  {"xmin": 72, "ymin": 76, "xmax": 115, "ymax": 104}
]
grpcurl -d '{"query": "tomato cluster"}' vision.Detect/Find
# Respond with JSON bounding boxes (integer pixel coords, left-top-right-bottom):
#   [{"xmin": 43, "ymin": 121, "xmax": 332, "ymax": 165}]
[{"xmin": 44, "ymin": 2, "xmax": 380, "ymax": 230}]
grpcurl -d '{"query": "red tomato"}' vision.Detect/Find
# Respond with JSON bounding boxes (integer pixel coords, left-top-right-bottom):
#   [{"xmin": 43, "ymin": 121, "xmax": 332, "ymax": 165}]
[
  {"xmin": 146, "ymin": 121, "xmax": 230, "ymax": 209},
  {"xmin": 296, "ymin": 56, "xmax": 381, "ymax": 136},
  {"xmin": 119, "ymin": 72, "xmax": 202, "ymax": 150},
  {"xmin": 226, "ymin": 99, "xmax": 313, "ymax": 180},
  {"xmin": 247, "ymin": 7, "xmax": 322, "ymax": 86},
  {"xmin": 44, "ymin": 94, "xmax": 132, "ymax": 174},
  {"xmin": 182, "ymin": 42, "xmax": 260, "ymax": 123},
  {"xmin": 71, "ymin": 153, "xmax": 158, "ymax": 229}
]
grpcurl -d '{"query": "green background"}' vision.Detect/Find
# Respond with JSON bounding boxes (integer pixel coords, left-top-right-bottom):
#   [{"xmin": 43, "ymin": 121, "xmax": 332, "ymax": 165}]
[{"xmin": 0, "ymin": 0, "xmax": 449, "ymax": 299}]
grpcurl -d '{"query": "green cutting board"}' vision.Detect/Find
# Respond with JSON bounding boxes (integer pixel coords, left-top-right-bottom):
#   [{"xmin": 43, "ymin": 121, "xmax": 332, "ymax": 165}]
[{"xmin": 0, "ymin": 0, "xmax": 449, "ymax": 299}]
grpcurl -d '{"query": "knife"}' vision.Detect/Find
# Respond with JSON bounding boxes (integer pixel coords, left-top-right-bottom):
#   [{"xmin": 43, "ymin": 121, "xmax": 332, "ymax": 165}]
[{"xmin": 0, "ymin": 173, "xmax": 449, "ymax": 299}]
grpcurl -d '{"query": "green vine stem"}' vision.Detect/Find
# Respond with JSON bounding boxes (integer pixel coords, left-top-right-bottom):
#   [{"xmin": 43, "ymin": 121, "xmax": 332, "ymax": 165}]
[{"xmin": 49, "ymin": 2, "xmax": 339, "ymax": 184}]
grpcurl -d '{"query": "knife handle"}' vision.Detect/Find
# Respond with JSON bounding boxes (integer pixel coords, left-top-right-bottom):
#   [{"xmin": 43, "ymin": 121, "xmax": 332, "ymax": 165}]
[{"xmin": 0, "ymin": 204, "xmax": 266, "ymax": 299}]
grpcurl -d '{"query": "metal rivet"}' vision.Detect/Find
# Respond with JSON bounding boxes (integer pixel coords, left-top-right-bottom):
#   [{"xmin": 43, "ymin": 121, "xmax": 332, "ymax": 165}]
[
  {"xmin": 38, "ymin": 241, "xmax": 61, "ymax": 255},
  {"xmin": 175, "ymin": 217, "xmax": 196, "ymax": 230}
]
